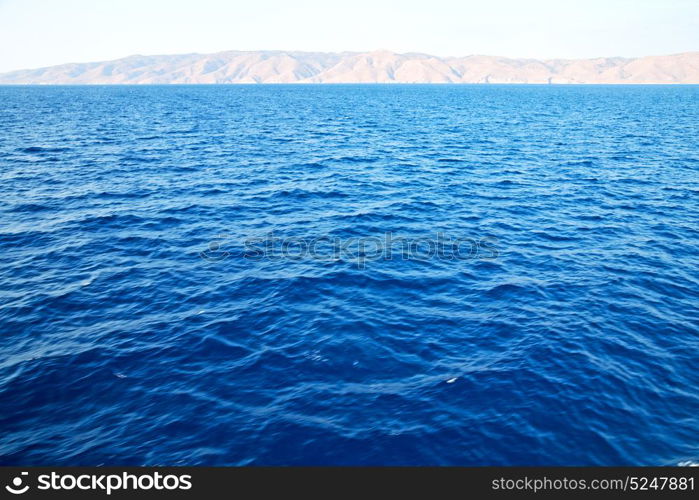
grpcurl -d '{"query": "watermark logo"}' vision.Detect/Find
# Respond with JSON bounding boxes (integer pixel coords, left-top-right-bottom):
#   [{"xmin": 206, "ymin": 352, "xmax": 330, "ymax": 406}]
[
  {"xmin": 2, "ymin": 471, "xmax": 193, "ymax": 496},
  {"xmin": 200, "ymin": 231, "xmax": 499, "ymax": 269},
  {"xmin": 5, "ymin": 472, "xmax": 29, "ymax": 495},
  {"xmin": 199, "ymin": 234, "xmax": 231, "ymax": 262}
]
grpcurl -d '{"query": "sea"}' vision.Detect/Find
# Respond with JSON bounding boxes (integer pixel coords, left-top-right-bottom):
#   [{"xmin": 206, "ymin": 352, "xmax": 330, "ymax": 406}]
[{"xmin": 0, "ymin": 84, "xmax": 697, "ymax": 465}]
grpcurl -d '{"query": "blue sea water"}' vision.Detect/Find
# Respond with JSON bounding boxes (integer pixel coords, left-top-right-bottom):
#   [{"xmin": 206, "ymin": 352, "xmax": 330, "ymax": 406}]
[{"xmin": 0, "ymin": 84, "xmax": 698, "ymax": 466}]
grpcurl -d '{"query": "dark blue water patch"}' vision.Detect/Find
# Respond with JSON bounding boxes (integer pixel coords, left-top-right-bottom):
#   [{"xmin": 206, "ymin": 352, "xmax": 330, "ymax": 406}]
[
  {"xmin": 0, "ymin": 84, "xmax": 698, "ymax": 466},
  {"xmin": 18, "ymin": 146, "xmax": 72, "ymax": 154}
]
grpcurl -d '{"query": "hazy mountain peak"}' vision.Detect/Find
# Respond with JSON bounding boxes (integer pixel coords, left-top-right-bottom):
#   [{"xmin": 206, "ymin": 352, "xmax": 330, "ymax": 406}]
[{"xmin": 1, "ymin": 50, "xmax": 697, "ymax": 84}]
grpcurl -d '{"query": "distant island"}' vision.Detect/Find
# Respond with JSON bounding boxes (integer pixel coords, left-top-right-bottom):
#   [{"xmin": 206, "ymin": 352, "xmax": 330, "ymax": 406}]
[{"xmin": 1, "ymin": 50, "xmax": 698, "ymax": 84}]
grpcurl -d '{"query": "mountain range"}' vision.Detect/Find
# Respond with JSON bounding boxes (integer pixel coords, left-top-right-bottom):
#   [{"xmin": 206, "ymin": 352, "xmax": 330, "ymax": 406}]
[{"xmin": 1, "ymin": 50, "xmax": 698, "ymax": 84}]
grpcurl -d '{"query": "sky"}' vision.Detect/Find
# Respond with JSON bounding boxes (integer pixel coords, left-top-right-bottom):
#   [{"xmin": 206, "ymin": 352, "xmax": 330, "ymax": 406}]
[{"xmin": 0, "ymin": 0, "xmax": 698, "ymax": 72}]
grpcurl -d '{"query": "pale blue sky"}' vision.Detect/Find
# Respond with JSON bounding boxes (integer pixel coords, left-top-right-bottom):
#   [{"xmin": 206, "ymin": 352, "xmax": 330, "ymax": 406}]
[{"xmin": 0, "ymin": 0, "xmax": 697, "ymax": 72}]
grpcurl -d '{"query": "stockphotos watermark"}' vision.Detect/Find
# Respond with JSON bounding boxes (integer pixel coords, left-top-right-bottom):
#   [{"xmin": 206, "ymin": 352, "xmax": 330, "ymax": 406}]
[
  {"xmin": 3, "ymin": 470, "xmax": 192, "ymax": 495},
  {"xmin": 200, "ymin": 231, "xmax": 499, "ymax": 269}
]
